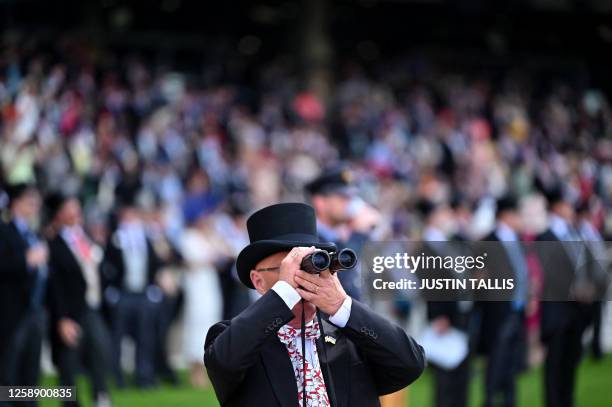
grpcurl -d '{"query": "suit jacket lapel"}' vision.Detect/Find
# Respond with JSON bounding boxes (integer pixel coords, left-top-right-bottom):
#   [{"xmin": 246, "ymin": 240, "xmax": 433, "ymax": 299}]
[
  {"xmin": 57, "ymin": 237, "xmax": 82, "ymax": 271},
  {"xmin": 316, "ymin": 322, "xmax": 350, "ymax": 407},
  {"xmin": 261, "ymin": 336, "xmax": 298, "ymax": 407},
  {"xmin": 9, "ymin": 221, "xmax": 28, "ymax": 249}
]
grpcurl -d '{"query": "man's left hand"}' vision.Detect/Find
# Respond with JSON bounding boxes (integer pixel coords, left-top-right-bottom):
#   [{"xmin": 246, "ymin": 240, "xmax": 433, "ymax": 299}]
[{"xmin": 295, "ymin": 269, "xmax": 347, "ymax": 315}]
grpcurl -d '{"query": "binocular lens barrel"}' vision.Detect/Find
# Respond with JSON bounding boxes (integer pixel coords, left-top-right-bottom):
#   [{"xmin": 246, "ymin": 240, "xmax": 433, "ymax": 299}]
[
  {"xmin": 300, "ymin": 248, "xmax": 357, "ymax": 274},
  {"xmin": 301, "ymin": 250, "xmax": 331, "ymax": 274},
  {"xmin": 330, "ymin": 248, "xmax": 358, "ymax": 271}
]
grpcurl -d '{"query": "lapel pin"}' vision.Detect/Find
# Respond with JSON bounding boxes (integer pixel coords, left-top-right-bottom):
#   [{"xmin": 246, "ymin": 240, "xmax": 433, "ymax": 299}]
[{"xmin": 324, "ymin": 335, "xmax": 336, "ymax": 345}]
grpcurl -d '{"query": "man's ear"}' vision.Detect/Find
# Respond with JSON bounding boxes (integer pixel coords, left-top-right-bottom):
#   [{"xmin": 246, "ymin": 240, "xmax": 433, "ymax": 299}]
[{"xmin": 250, "ymin": 270, "xmax": 265, "ymax": 294}]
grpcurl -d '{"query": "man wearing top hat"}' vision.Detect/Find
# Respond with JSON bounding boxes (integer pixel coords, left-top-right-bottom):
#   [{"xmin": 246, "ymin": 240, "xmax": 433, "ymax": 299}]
[{"xmin": 204, "ymin": 202, "xmax": 425, "ymax": 407}]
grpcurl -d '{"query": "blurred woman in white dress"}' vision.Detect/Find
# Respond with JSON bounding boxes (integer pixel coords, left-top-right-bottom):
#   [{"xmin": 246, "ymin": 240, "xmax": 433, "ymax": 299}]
[{"xmin": 180, "ymin": 210, "xmax": 229, "ymax": 387}]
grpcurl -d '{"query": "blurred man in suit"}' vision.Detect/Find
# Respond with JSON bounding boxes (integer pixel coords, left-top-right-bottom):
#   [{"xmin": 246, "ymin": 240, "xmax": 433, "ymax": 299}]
[
  {"xmin": 576, "ymin": 200, "xmax": 607, "ymax": 361},
  {"xmin": 537, "ymin": 189, "xmax": 593, "ymax": 407},
  {"xmin": 418, "ymin": 199, "xmax": 472, "ymax": 407},
  {"xmin": 102, "ymin": 193, "xmax": 162, "ymax": 388},
  {"xmin": 305, "ymin": 167, "xmax": 380, "ymax": 300},
  {"xmin": 46, "ymin": 194, "xmax": 112, "ymax": 407},
  {"xmin": 0, "ymin": 184, "xmax": 48, "ymax": 406},
  {"xmin": 480, "ymin": 196, "xmax": 528, "ymax": 407}
]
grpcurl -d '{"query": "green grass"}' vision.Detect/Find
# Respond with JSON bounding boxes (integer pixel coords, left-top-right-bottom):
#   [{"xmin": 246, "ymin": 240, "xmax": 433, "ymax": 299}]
[
  {"xmin": 409, "ymin": 355, "xmax": 612, "ymax": 407},
  {"xmin": 39, "ymin": 354, "xmax": 612, "ymax": 406}
]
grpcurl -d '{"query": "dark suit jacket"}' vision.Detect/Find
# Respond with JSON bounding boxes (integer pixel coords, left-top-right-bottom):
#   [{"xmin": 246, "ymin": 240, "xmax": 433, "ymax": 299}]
[
  {"xmin": 0, "ymin": 221, "xmax": 38, "ymax": 379},
  {"xmin": 47, "ymin": 232, "xmax": 104, "ymax": 361},
  {"xmin": 419, "ymin": 240, "xmax": 471, "ymax": 331},
  {"xmin": 536, "ymin": 229, "xmax": 593, "ymax": 342},
  {"xmin": 204, "ymin": 290, "xmax": 426, "ymax": 407},
  {"xmin": 101, "ymin": 229, "xmax": 161, "ymax": 293},
  {"xmin": 47, "ymin": 234, "xmax": 94, "ymax": 323},
  {"xmin": 476, "ymin": 231, "xmax": 523, "ymax": 354}
]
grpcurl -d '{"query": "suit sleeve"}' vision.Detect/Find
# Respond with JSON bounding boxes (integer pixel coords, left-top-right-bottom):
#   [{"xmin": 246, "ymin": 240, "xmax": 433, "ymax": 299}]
[
  {"xmin": 100, "ymin": 240, "xmax": 122, "ymax": 289},
  {"xmin": 0, "ymin": 224, "xmax": 29, "ymax": 281},
  {"xmin": 339, "ymin": 299, "xmax": 426, "ymax": 395},
  {"xmin": 204, "ymin": 289, "xmax": 295, "ymax": 403}
]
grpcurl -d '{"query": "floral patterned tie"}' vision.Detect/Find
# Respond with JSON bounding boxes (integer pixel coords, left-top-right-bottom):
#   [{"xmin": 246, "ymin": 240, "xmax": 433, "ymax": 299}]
[{"xmin": 277, "ymin": 321, "xmax": 330, "ymax": 407}]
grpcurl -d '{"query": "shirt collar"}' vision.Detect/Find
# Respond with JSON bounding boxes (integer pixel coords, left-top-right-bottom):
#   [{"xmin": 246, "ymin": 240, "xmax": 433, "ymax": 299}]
[
  {"xmin": 550, "ymin": 214, "xmax": 570, "ymax": 240},
  {"xmin": 61, "ymin": 225, "xmax": 82, "ymax": 241},
  {"xmin": 12, "ymin": 216, "xmax": 29, "ymax": 234}
]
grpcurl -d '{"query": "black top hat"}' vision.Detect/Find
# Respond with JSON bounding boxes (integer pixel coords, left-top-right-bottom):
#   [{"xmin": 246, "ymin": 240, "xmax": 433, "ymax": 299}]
[{"xmin": 236, "ymin": 202, "xmax": 336, "ymax": 289}]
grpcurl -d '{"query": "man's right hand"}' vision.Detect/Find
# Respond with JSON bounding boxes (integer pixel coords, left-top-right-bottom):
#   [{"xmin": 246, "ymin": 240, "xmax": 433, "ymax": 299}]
[
  {"xmin": 279, "ymin": 246, "xmax": 315, "ymax": 289},
  {"xmin": 26, "ymin": 245, "xmax": 48, "ymax": 268},
  {"xmin": 58, "ymin": 318, "xmax": 81, "ymax": 348}
]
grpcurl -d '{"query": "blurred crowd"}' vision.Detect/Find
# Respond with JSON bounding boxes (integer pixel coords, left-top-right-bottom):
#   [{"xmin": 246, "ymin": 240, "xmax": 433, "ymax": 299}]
[{"xmin": 0, "ymin": 36, "xmax": 611, "ymax": 407}]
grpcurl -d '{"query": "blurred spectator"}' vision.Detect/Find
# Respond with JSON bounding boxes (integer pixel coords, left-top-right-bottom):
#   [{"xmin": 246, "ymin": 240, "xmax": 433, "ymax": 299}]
[
  {"xmin": 519, "ymin": 194, "xmax": 547, "ymax": 368},
  {"xmin": 102, "ymin": 193, "xmax": 162, "ymax": 388},
  {"xmin": 306, "ymin": 167, "xmax": 379, "ymax": 299},
  {"xmin": 419, "ymin": 199, "xmax": 471, "ymax": 407},
  {"xmin": 179, "ymin": 208, "xmax": 229, "ymax": 388},
  {"xmin": 212, "ymin": 191, "xmax": 251, "ymax": 319},
  {"xmin": 143, "ymin": 200, "xmax": 183, "ymax": 385},
  {"xmin": 536, "ymin": 190, "xmax": 592, "ymax": 407},
  {"xmin": 480, "ymin": 196, "xmax": 529, "ymax": 407},
  {"xmin": 46, "ymin": 194, "xmax": 112, "ymax": 407},
  {"xmin": 576, "ymin": 200, "xmax": 608, "ymax": 361},
  {"xmin": 0, "ymin": 184, "xmax": 48, "ymax": 406}
]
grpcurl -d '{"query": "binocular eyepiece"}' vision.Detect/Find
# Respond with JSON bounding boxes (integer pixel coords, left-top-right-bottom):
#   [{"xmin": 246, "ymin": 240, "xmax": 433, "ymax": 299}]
[{"xmin": 300, "ymin": 248, "xmax": 357, "ymax": 274}]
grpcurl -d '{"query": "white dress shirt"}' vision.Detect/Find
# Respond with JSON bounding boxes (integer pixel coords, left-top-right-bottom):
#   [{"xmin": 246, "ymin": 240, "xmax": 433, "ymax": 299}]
[
  {"xmin": 61, "ymin": 226, "xmax": 102, "ymax": 308},
  {"xmin": 116, "ymin": 222, "xmax": 149, "ymax": 292}
]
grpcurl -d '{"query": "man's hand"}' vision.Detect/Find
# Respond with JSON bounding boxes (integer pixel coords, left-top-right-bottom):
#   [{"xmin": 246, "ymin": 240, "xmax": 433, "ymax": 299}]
[
  {"xmin": 294, "ymin": 269, "xmax": 348, "ymax": 315},
  {"xmin": 348, "ymin": 199, "xmax": 381, "ymax": 233},
  {"xmin": 26, "ymin": 244, "xmax": 48, "ymax": 268},
  {"xmin": 279, "ymin": 246, "xmax": 315, "ymax": 289},
  {"xmin": 58, "ymin": 318, "xmax": 81, "ymax": 348}
]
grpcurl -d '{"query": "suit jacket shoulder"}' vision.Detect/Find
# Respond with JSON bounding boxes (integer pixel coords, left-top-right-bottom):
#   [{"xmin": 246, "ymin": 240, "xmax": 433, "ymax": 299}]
[
  {"xmin": 536, "ymin": 229, "xmax": 557, "ymax": 241},
  {"xmin": 482, "ymin": 231, "xmax": 499, "ymax": 241}
]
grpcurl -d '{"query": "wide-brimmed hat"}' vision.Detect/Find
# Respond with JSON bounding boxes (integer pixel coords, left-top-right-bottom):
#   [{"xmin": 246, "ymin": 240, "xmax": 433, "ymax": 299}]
[{"xmin": 236, "ymin": 202, "xmax": 336, "ymax": 289}]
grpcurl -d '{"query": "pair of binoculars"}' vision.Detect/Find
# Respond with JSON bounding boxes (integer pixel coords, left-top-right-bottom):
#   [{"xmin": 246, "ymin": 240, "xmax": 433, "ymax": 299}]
[{"xmin": 300, "ymin": 248, "xmax": 357, "ymax": 274}]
